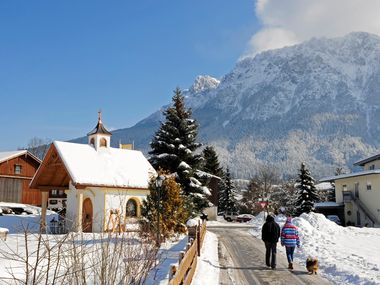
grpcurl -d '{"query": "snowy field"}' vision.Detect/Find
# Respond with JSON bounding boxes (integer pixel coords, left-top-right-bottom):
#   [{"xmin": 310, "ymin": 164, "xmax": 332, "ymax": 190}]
[
  {"xmin": 0, "ymin": 203, "xmax": 196, "ymax": 285},
  {"xmin": 249, "ymin": 212, "xmax": 380, "ymax": 285}
]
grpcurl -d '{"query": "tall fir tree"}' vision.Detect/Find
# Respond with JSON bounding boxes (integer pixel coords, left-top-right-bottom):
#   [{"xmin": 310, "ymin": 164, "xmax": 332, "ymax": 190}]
[
  {"xmin": 295, "ymin": 163, "xmax": 319, "ymax": 215},
  {"xmin": 201, "ymin": 146, "xmax": 223, "ymax": 177},
  {"xmin": 218, "ymin": 168, "xmax": 237, "ymax": 213},
  {"xmin": 141, "ymin": 174, "xmax": 190, "ymax": 239},
  {"xmin": 149, "ymin": 88, "xmax": 210, "ymax": 214}
]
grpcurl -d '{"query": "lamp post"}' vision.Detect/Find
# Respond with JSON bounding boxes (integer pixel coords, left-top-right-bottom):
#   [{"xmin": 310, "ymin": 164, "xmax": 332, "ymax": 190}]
[{"xmin": 155, "ymin": 175, "xmax": 164, "ymax": 247}]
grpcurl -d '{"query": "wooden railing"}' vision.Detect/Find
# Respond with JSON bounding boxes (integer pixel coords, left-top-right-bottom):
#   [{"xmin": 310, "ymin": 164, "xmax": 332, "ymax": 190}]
[{"xmin": 168, "ymin": 221, "xmax": 207, "ymax": 285}]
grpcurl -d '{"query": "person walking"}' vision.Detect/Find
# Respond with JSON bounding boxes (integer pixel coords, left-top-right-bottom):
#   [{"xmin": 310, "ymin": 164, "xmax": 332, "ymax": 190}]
[
  {"xmin": 281, "ymin": 216, "xmax": 300, "ymax": 270},
  {"xmin": 261, "ymin": 214, "xmax": 280, "ymax": 269}
]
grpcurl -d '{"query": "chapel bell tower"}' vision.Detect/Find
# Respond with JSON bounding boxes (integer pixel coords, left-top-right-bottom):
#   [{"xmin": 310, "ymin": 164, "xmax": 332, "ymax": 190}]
[{"xmin": 87, "ymin": 111, "xmax": 112, "ymax": 150}]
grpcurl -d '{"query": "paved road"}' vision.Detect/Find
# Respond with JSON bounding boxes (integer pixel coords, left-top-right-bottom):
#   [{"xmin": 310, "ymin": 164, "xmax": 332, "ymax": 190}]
[{"xmin": 209, "ymin": 226, "xmax": 334, "ymax": 285}]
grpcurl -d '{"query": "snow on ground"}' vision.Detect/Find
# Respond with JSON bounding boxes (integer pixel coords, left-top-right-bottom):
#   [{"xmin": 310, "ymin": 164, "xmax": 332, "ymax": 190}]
[
  {"xmin": 191, "ymin": 231, "xmax": 219, "ymax": 285},
  {"xmin": 145, "ymin": 235, "xmax": 188, "ymax": 284},
  {"xmin": 249, "ymin": 212, "xmax": 380, "ymax": 285},
  {"xmin": 0, "ymin": 202, "xmax": 58, "ymax": 233}
]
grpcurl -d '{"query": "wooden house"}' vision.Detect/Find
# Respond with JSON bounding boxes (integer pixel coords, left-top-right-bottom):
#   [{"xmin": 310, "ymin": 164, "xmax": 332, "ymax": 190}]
[
  {"xmin": 31, "ymin": 113, "xmax": 156, "ymax": 232},
  {"xmin": 0, "ymin": 150, "xmax": 41, "ymax": 205}
]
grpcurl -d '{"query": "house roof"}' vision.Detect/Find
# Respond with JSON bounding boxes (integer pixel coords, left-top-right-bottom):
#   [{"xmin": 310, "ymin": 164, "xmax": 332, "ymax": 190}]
[
  {"xmin": 0, "ymin": 150, "xmax": 41, "ymax": 164},
  {"xmin": 353, "ymin": 153, "xmax": 380, "ymax": 166},
  {"xmin": 52, "ymin": 141, "xmax": 156, "ymax": 189},
  {"xmin": 319, "ymin": 169, "xmax": 380, "ymax": 182}
]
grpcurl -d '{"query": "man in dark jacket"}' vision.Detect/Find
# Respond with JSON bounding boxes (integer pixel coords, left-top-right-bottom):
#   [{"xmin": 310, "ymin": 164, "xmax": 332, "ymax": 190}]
[{"xmin": 261, "ymin": 214, "xmax": 281, "ymax": 269}]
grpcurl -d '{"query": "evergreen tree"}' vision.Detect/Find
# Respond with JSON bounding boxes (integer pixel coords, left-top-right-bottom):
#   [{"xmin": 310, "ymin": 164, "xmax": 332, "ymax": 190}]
[
  {"xmin": 218, "ymin": 168, "xmax": 237, "ymax": 213},
  {"xmin": 149, "ymin": 88, "xmax": 209, "ymax": 213},
  {"xmin": 295, "ymin": 163, "xmax": 319, "ymax": 215},
  {"xmin": 141, "ymin": 174, "xmax": 190, "ymax": 240},
  {"xmin": 201, "ymin": 146, "xmax": 223, "ymax": 177}
]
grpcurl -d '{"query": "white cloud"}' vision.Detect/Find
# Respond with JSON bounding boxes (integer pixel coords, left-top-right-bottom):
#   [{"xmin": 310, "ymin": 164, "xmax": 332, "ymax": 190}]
[{"xmin": 247, "ymin": 0, "xmax": 380, "ymax": 55}]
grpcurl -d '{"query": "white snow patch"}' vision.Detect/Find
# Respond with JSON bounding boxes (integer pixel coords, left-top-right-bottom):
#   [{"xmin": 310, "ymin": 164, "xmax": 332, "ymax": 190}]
[{"xmin": 191, "ymin": 231, "xmax": 219, "ymax": 285}]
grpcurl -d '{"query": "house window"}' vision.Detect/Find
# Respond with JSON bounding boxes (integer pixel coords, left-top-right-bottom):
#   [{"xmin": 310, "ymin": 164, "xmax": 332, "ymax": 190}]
[
  {"xmin": 100, "ymin": 138, "xmax": 107, "ymax": 147},
  {"xmin": 90, "ymin": 138, "xmax": 95, "ymax": 147},
  {"xmin": 342, "ymin": 185, "xmax": 347, "ymax": 191},
  {"xmin": 14, "ymin": 165, "xmax": 22, "ymax": 174},
  {"xmin": 369, "ymin": 165, "xmax": 375, "ymax": 170},
  {"xmin": 367, "ymin": 182, "xmax": 372, "ymax": 191},
  {"xmin": 126, "ymin": 199, "xmax": 137, "ymax": 217}
]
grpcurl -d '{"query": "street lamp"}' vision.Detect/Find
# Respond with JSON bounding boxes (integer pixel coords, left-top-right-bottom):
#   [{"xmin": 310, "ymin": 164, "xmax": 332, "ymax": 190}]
[{"xmin": 155, "ymin": 175, "xmax": 165, "ymax": 247}]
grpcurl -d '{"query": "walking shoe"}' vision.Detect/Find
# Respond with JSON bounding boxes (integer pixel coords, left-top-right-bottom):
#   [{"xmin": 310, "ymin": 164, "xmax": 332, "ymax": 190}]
[{"xmin": 288, "ymin": 263, "xmax": 293, "ymax": 269}]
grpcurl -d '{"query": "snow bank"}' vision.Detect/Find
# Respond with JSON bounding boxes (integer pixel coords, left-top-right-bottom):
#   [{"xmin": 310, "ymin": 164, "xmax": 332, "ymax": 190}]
[
  {"xmin": 0, "ymin": 203, "xmax": 58, "ymax": 234},
  {"xmin": 250, "ymin": 212, "xmax": 380, "ymax": 285},
  {"xmin": 186, "ymin": 218, "xmax": 201, "ymax": 227},
  {"xmin": 191, "ymin": 231, "xmax": 219, "ymax": 285}
]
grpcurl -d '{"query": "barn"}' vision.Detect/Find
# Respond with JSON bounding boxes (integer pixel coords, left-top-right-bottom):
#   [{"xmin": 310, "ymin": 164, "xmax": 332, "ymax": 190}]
[
  {"xmin": 30, "ymin": 113, "xmax": 156, "ymax": 232},
  {"xmin": 0, "ymin": 150, "xmax": 41, "ymax": 205}
]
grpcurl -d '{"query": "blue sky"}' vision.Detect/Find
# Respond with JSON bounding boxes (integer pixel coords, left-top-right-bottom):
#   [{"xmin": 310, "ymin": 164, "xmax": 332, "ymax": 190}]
[{"xmin": 0, "ymin": 0, "xmax": 259, "ymax": 150}]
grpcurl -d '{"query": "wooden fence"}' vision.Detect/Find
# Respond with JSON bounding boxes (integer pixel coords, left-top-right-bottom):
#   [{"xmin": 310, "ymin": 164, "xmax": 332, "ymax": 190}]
[{"xmin": 168, "ymin": 221, "xmax": 207, "ymax": 285}]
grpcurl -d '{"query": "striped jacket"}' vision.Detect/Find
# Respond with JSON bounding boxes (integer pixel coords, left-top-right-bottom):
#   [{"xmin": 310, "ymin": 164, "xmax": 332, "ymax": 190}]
[{"xmin": 281, "ymin": 221, "xmax": 300, "ymax": 247}]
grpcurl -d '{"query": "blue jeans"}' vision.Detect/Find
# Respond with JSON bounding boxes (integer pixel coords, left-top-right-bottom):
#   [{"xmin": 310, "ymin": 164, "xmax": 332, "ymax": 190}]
[{"xmin": 285, "ymin": 246, "xmax": 295, "ymax": 263}]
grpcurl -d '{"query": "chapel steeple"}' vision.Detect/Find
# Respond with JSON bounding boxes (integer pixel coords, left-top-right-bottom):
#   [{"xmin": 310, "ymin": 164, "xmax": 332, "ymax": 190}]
[{"xmin": 87, "ymin": 111, "xmax": 112, "ymax": 150}]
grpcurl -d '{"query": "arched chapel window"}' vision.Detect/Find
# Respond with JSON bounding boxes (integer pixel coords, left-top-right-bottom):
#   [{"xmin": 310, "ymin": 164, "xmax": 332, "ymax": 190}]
[
  {"xmin": 100, "ymin": 138, "xmax": 107, "ymax": 147},
  {"xmin": 126, "ymin": 199, "xmax": 138, "ymax": 217}
]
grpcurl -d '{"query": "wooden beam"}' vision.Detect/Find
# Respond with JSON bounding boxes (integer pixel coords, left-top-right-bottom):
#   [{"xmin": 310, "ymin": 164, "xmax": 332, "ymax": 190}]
[
  {"xmin": 38, "ymin": 186, "xmax": 68, "ymax": 191},
  {"xmin": 40, "ymin": 191, "xmax": 48, "ymax": 233}
]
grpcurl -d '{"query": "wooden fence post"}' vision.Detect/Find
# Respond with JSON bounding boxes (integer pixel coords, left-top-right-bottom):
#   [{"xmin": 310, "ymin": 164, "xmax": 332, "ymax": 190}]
[
  {"xmin": 197, "ymin": 224, "xmax": 201, "ymax": 257},
  {"xmin": 168, "ymin": 264, "xmax": 177, "ymax": 281},
  {"xmin": 179, "ymin": 251, "xmax": 185, "ymax": 264}
]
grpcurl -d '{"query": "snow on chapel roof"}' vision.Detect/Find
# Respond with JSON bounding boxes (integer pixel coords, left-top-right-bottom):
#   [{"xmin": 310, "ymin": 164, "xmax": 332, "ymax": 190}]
[{"xmin": 54, "ymin": 141, "xmax": 156, "ymax": 189}]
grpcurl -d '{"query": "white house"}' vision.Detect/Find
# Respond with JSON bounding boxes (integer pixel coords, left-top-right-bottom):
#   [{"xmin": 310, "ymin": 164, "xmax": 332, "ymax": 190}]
[
  {"xmin": 320, "ymin": 154, "xmax": 380, "ymax": 227},
  {"xmin": 31, "ymin": 113, "xmax": 156, "ymax": 232}
]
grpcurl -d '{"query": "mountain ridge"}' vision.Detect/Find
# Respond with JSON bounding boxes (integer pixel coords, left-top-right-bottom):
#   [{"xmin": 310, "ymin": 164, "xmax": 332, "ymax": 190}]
[{"xmin": 73, "ymin": 32, "xmax": 380, "ymax": 179}]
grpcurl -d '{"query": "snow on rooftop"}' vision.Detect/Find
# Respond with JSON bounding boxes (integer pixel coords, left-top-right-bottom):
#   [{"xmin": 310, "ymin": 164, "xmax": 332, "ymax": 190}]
[
  {"xmin": 315, "ymin": 182, "xmax": 333, "ymax": 190},
  {"xmin": 0, "ymin": 150, "xmax": 27, "ymax": 164},
  {"xmin": 54, "ymin": 141, "xmax": 156, "ymax": 189}
]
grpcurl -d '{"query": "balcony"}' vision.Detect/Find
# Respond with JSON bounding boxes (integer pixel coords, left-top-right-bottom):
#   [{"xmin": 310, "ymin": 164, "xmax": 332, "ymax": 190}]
[{"xmin": 342, "ymin": 191, "xmax": 353, "ymax": 202}]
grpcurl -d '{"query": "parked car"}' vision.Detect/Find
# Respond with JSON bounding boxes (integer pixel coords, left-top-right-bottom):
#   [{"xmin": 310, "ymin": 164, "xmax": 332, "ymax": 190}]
[
  {"xmin": 327, "ymin": 215, "xmax": 342, "ymax": 225},
  {"xmin": 223, "ymin": 212, "xmax": 239, "ymax": 222},
  {"xmin": 237, "ymin": 214, "xmax": 254, "ymax": 223}
]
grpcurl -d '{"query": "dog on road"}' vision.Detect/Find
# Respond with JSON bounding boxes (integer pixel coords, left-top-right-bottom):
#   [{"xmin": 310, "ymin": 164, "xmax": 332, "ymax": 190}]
[{"xmin": 306, "ymin": 257, "xmax": 318, "ymax": 275}]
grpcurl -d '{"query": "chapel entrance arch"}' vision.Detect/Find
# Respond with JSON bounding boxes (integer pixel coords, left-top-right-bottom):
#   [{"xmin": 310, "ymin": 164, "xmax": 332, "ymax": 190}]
[{"xmin": 82, "ymin": 198, "xmax": 93, "ymax": 232}]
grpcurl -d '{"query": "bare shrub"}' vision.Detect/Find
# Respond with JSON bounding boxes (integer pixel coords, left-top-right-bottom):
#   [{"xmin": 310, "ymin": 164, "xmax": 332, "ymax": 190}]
[{"xmin": 0, "ymin": 226, "xmax": 158, "ymax": 285}]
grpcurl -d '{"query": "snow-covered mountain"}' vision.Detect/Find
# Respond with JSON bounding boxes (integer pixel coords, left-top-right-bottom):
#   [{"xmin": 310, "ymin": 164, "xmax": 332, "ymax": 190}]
[{"xmin": 74, "ymin": 32, "xmax": 380, "ymax": 178}]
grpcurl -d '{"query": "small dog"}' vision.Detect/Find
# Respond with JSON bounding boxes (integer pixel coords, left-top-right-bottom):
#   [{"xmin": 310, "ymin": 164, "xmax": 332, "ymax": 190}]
[{"xmin": 306, "ymin": 257, "xmax": 319, "ymax": 275}]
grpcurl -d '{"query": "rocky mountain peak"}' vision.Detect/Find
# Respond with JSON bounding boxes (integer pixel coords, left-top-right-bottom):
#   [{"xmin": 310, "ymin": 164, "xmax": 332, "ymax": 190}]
[{"xmin": 189, "ymin": 75, "xmax": 220, "ymax": 94}]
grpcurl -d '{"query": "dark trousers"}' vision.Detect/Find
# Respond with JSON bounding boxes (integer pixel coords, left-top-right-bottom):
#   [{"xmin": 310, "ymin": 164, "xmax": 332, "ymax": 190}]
[
  {"xmin": 285, "ymin": 246, "xmax": 295, "ymax": 263},
  {"xmin": 264, "ymin": 242, "xmax": 277, "ymax": 268}
]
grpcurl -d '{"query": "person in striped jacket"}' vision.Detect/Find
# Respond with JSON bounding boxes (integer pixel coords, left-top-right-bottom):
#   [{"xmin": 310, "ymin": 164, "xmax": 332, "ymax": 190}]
[{"xmin": 281, "ymin": 216, "xmax": 300, "ymax": 269}]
